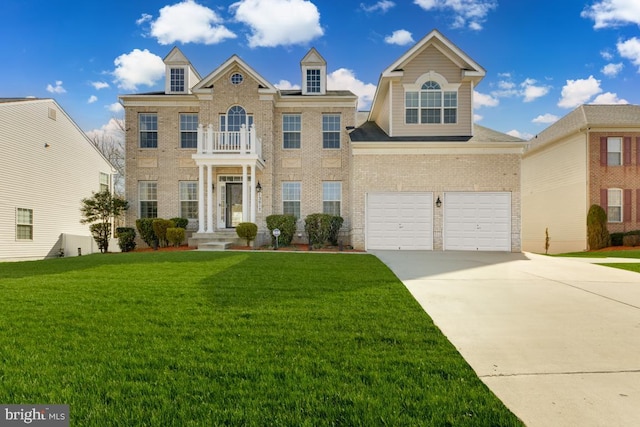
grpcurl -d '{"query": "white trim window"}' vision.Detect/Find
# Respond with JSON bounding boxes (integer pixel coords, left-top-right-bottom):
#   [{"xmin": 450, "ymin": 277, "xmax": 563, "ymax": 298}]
[
  {"xmin": 282, "ymin": 182, "xmax": 301, "ymax": 219},
  {"xmin": 607, "ymin": 137, "xmax": 622, "ymax": 166},
  {"xmin": 139, "ymin": 113, "xmax": 158, "ymax": 148},
  {"xmin": 139, "ymin": 181, "xmax": 158, "ymax": 218},
  {"xmin": 170, "ymin": 68, "xmax": 185, "ymax": 92},
  {"xmin": 322, "ymin": 114, "xmax": 341, "ymax": 149},
  {"xmin": 283, "ymin": 114, "xmax": 301, "ymax": 149},
  {"xmin": 323, "ymin": 182, "xmax": 341, "ymax": 216},
  {"xmin": 306, "ymin": 69, "xmax": 321, "ymax": 93},
  {"xmin": 405, "ymin": 72, "xmax": 459, "ymax": 125},
  {"xmin": 180, "ymin": 181, "xmax": 198, "ymax": 219},
  {"xmin": 100, "ymin": 172, "xmax": 110, "ymax": 192},
  {"xmin": 16, "ymin": 208, "xmax": 33, "ymax": 240},
  {"xmin": 180, "ymin": 113, "xmax": 198, "ymax": 149},
  {"xmin": 608, "ymin": 188, "xmax": 623, "ymax": 223}
]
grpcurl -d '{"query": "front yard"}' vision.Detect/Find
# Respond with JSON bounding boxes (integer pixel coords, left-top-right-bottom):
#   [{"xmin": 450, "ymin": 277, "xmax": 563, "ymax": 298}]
[
  {"xmin": 0, "ymin": 252, "xmax": 522, "ymax": 426},
  {"xmin": 555, "ymin": 249, "xmax": 640, "ymax": 273}
]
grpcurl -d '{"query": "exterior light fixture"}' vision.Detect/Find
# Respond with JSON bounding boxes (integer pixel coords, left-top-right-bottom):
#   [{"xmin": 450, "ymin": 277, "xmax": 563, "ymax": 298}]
[
  {"xmin": 44, "ymin": 143, "xmax": 50, "ymax": 148},
  {"xmin": 436, "ymin": 196, "xmax": 442, "ymax": 208},
  {"xmin": 256, "ymin": 181, "xmax": 262, "ymax": 193},
  {"xmin": 211, "ymin": 184, "xmax": 215, "ymax": 192}
]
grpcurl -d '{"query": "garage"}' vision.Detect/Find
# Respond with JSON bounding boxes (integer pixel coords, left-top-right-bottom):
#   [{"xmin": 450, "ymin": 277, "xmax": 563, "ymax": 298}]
[
  {"xmin": 443, "ymin": 192, "xmax": 511, "ymax": 251},
  {"xmin": 366, "ymin": 192, "xmax": 433, "ymax": 250}
]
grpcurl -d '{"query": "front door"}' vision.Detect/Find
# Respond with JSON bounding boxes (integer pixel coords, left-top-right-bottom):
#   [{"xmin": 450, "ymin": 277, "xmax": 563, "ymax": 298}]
[{"xmin": 225, "ymin": 183, "xmax": 243, "ymax": 228}]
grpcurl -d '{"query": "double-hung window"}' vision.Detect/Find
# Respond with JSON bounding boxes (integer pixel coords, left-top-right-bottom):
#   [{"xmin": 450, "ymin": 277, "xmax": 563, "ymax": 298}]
[
  {"xmin": 607, "ymin": 137, "xmax": 622, "ymax": 166},
  {"xmin": 179, "ymin": 181, "xmax": 198, "ymax": 219},
  {"xmin": 180, "ymin": 113, "xmax": 198, "ymax": 149},
  {"xmin": 405, "ymin": 80, "xmax": 457, "ymax": 124},
  {"xmin": 323, "ymin": 182, "xmax": 341, "ymax": 216},
  {"xmin": 608, "ymin": 188, "xmax": 623, "ymax": 223},
  {"xmin": 283, "ymin": 114, "xmax": 301, "ymax": 149},
  {"xmin": 139, "ymin": 181, "xmax": 158, "ymax": 218},
  {"xmin": 16, "ymin": 208, "xmax": 33, "ymax": 240},
  {"xmin": 322, "ymin": 114, "xmax": 340, "ymax": 149},
  {"xmin": 139, "ymin": 113, "xmax": 158, "ymax": 148},
  {"xmin": 100, "ymin": 172, "xmax": 110, "ymax": 192},
  {"xmin": 282, "ymin": 182, "xmax": 301, "ymax": 219}
]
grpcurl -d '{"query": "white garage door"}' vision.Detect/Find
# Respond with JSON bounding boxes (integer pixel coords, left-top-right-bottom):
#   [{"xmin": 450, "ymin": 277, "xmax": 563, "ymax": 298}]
[
  {"xmin": 444, "ymin": 192, "xmax": 511, "ymax": 251},
  {"xmin": 366, "ymin": 192, "xmax": 433, "ymax": 250}
]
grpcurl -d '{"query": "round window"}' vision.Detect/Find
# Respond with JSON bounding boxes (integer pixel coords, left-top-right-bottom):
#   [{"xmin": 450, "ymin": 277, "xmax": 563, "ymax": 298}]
[{"xmin": 230, "ymin": 73, "xmax": 244, "ymax": 85}]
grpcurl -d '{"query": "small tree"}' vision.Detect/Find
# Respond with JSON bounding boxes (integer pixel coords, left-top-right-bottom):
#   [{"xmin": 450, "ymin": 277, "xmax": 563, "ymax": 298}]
[
  {"xmin": 152, "ymin": 219, "xmax": 175, "ymax": 248},
  {"xmin": 236, "ymin": 222, "xmax": 258, "ymax": 247},
  {"xmin": 587, "ymin": 204, "xmax": 610, "ymax": 250},
  {"xmin": 80, "ymin": 190, "xmax": 128, "ymax": 253}
]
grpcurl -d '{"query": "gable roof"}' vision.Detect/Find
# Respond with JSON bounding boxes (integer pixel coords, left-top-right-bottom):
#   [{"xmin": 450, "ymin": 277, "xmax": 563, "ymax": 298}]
[
  {"xmin": 300, "ymin": 47, "xmax": 326, "ymax": 66},
  {"xmin": 192, "ymin": 54, "xmax": 277, "ymax": 93},
  {"xmin": 527, "ymin": 104, "xmax": 640, "ymax": 151}
]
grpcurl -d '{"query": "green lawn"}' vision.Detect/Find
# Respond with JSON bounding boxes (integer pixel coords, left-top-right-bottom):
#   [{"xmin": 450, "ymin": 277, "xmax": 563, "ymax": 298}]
[
  {"xmin": 0, "ymin": 252, "xmax": 522, "ymax": 426},
  {"xmin": 554, "ymin": 249, "xmax": 640, "ymax": 273}
]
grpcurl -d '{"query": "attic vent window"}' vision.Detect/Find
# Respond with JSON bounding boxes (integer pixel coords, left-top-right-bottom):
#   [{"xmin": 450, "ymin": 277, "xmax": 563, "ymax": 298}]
[
  {"xmin": 231, "ymin": 73, "xmax": 243, "ymax": 85},
  {"xmin": 48, "ymin": 107, "xmax": 56, "ymax": 120}
]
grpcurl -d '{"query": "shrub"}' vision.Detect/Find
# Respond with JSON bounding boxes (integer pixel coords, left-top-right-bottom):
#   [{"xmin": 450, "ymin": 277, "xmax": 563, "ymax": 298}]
[
  {"xmin": 236, "ymin": 222, "xmax": 258, "ymax": 247},
  {"xmin": 116, "ymin": 227, "xmax": 137, "ymax": 252},
  {"xmin": 136, "ymin": 218, "xmax": 157, "ymax": 248},
  {"xmin": 587, "ymin": 204, "xmax": 610, "ymax": 250},
  {"xmin": 153, "ymin": 219, "xmax": 176, "ymax": 248},
  {"xmin": 266, "ymin": 214, "xmax": 297, "ymax": 247},
  {"xmin": 305, "ymin": 214, "xmax": 344, "ymax": 248},
  {"xmin": 170, "ymin": 217, "xmax": 189, "ymax": 229},
  {"xmin": 622, "ymin": 234, "xmax": 640, "ymax": 247},
  {"xmin": 328, "ymin": 215, "xmax": 344, "ymax": 246},
  {"xmin": 610, "ymin": 232, "xmax": 625, "ymax": 247},
  {"xmin": 89, "ymin": 223, "xmax": 110, "ymax": 253},
  {"xmin": 166, "ymin": 227, "xmax": 186, "ymax": 247}
]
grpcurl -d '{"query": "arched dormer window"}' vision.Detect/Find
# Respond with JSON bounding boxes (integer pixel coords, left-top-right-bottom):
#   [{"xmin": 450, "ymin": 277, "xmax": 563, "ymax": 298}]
[
  {"xmin": 405, "ymin": 73, "xmax": 458, "ymax": 124},
  {"xmin": 220, "ymin": 106, "xmax": 253, "ymax": 131}
]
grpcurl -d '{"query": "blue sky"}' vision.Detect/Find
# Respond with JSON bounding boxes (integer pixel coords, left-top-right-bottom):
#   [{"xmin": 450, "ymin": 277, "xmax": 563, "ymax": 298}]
[{"xmin": 2, "ymin": 0, "xmax": 640, "ymax": 140}]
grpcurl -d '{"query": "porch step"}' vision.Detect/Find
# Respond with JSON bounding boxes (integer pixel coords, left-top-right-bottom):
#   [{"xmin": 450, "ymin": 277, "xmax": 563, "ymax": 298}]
[
  {"xmin": 189, "ymin": 231, "xmax": 242, "ymax": 251},
  {"xmin": 197, "ymin": 241, "xmax": 233, "ymax": 251}
]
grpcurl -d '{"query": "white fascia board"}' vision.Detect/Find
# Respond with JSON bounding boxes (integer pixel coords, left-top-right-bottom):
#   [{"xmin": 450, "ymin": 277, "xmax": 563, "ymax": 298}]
[{"xmin": 351, "ymin": 141, "xmax": 525, "ymax": 155}]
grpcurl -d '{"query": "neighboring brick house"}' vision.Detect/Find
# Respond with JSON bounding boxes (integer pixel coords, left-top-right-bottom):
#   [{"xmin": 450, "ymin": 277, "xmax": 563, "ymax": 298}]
[
  {"xmin": 120, "ymin": 29, "xmax": 525, "ymax": 251},
  {"xmin": 522, "ymin": 104, "xmax": 640, "ymax": 254},
  {"xmin": 0, "ymin": 98, "xmax": 116, "ymax": 261}
]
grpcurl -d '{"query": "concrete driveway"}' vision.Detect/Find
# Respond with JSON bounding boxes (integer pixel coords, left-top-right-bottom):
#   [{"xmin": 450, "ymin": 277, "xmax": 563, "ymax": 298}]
[{"xmin": 372, "ymin": 250, "xmax": 640, "ymax": 427}]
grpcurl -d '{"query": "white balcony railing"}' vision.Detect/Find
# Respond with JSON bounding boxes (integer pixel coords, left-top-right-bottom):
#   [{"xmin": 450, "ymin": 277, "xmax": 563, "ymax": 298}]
[{"xmin": 197, "ymin": 124, "xmax": 262, "ymax": 158}]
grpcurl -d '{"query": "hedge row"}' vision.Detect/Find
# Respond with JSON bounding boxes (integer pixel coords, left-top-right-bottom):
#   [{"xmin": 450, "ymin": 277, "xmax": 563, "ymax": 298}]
[{"xmin": 135, "ymin": 217, "xmax": 189, "ymax": 249}]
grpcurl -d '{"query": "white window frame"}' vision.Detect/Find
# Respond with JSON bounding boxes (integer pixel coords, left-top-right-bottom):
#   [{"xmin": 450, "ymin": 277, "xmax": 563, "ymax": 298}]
[
  {"xmin": 404, "ymin": 71, "xmax": 459, "ymax": 125},
  {"xmin": 302, "ymin": 66, "xmax": 326, "ymax": 95},
  {"xmin": 16, "ymin": 208, "xmax": 33, "ymax": 240},
  {"xmin": 179, "ymin": 181, "xmax": 198, "ymax": 220},
  {"xmin": 139, "ymin": 113, "xmax": 158, "ymax": 149},
  {"xmin": 180, "ymin": 113, "xmax": 198, "ymax": 149},
  {"xmin": 608, "ymin": 188, "xmax": 623, "ymax": 223},
  {"xmin": 322, "ymin": 182, "xmax": 341, "ymax": 216},
  {"xmin": 100, "ymin": 172, "xmax": 110, "ymax": 192},
  {"xmin": 139, "ymin": 181, "xmax": 158, "ymax": 218},
  {"xmin": 607, "ymin": 137, "xmax": 622, "ymax": 166},
  {"xmin": 283, "ymin": 114, "xmax": 301, "ymax": 149},
  {"xmin": 282, "ymin": 182, "xmax": 301, "ymax": 219},
  {"xmin": 170, "ymin": 67, "xmax": 185, "ymax": 93}
]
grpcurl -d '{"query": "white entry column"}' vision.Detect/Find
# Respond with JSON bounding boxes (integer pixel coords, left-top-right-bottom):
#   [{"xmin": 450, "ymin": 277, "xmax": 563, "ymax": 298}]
[
  {"xmin": 250, "ymin": 165, "xmax": 256, "ymax": 223},
  {"xmin": 242, "ymin": 164, "xmax": 248, "ymax": 222},
  {"xmin": 206, "ymin": 164, "xmax": 214, "ymax": 233},
  {"xmin": 197, "ymin": 164, "xmax": 205, "ymax": 232}
]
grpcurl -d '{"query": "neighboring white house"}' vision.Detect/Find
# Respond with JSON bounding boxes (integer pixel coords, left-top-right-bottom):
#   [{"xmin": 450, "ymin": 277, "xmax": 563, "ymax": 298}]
[{"xmin": 0, "ymin": 98, "xmax": 116, "ymax": 261}]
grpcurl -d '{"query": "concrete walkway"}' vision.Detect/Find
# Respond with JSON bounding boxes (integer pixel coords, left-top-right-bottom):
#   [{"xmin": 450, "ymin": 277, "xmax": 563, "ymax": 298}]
[{"xmin": 372, "ymin": 250, "xmax": 640, "ymax": 427}]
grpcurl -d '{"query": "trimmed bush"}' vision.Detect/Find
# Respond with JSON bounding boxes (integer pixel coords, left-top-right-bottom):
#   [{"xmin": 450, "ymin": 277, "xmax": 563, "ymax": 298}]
[
  {"xmin": 236, "ymin": 222, "xmax": 258, "ymax": 247},
  {"xmin": 305, "ymin": 214, "xmax": 344, "ymax": 248},
  {"xmin": 610, "ymin": 232, "xmax": 625, "ymax": 247},
  {"xmin": 587, "ymin": 204, "xmax": 610, "ymax": 250},
  {"xmin": 166, "ymin": 227, "xmax": 186, "ymax": 247},
  {"xmin": 328, "ymin": 215, "xmax": 344, "ymax": 246},
  {"xmin": 622, "ymin": 234, "xmax": 640, "ymax": 247},
  {"xmin": 136, "ymin": 218, "xmax": 157, "ymax": 248},
  {"xmin": 266, "ymin": 214, "xmax": 297, "ymax": 247},
  {"xmin": 116, "ymin": 227, "xmax": 137, "ymax": 252},
  {"xmin": 170, "ymin": 217, "xmax": 189, "ymax": 229},
  {"xmin": 153, "ymin": 219, "xmax": 176, "ymax": 248}
]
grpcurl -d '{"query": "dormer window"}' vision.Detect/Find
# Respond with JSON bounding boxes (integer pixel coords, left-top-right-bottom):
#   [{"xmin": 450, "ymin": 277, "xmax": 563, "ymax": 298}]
[
  {"xmin": 405, "ymin": 73, "xmax": 459, "ymax": 125},
  {"xmin": 301, "ymin": 48, "xmax": 327, "ymax": 95},
  {"xmin": 306, "ymin": 69, "xmax": 321, "ymax": 93},
  {"xmin": 170, "ymin": 68, "xmax": 185, "ymax": 93}
]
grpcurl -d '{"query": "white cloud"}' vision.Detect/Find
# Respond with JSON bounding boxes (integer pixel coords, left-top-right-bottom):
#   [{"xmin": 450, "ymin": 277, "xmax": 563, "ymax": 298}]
[
  {"xmin": 617, "ymin": 37, "xmax": 640, "ymax": 72},
  {"xmin": 413, "ymin": 0, "xmax": 497, "ymax": 30},
  {"xmin": 361, "ymin": 1, "xmax": 395, "ymax": 13},
  {"xmin": 148, "ymin": 0, "xmax": 236, "ymax": 45},
  {"xmin": 112, "ymin": 49, "xmax": 165, "ymax": 91},
  {"xmin": 91, "ymin": 81, "xmax": 109, "ymax": 90},
  {"xmin": 473, "ymin": 90, "xmax": 498, "ymax": 108},
  {"xmin": 86, "ymin": 118, "xmax": 124, "ymax": 140},
  {"xmin": 136, "ymin": 13, "xmax": 153, "ymax": 25},
  {"xmin": 107, "ymin": 103, "xmax": 124, "ymax": 114},
  {"xmin": 231, "ymin": 0, "xmax": 323, "ymax": 48},
  {"xmin": 532, "ymin": 113, "xmax": 559, "ymax": 124},
  {"xmin": 558, "ymin": 75, "xmax": 602, "ymax": 108},
  {"xmin": 46, "ymin": 81, "xmax": 66, "ymax": 94},
  {"xmin": 581, "ymin": 0, "xmax": 640, "ymax": 28},
  {"xmin": 600, "ymin": 50, "xmax": 614, "ymax": 61},
  {"xmin": 327, "ymin": 68, "xmax": 376, "ymax": 110},
  {"xmin": 473, "ymin": 113, "xmax": 483, "ymax": 122},
  {"xmin": 384, "ymin": 30, "xmax": 414, "ymax": 46},
  {"xmin": 602, "ymin": 62, "xmax": 623, "ymax": 77},
  {"xmin": 88, "ymin": 95, "xmax": 98, "ymax": 104},
  {"xmin": 274, "ymin": 80, "xmax": 300, "ymax": 90},
  {"xmin": 506, "ymin": 129, "xmax": 532, "ymax": 140},
  {"xmin": 521, "ymin": 79, "xmax": 550, "ymax": 102},
  {"xmin": 591, "ymin": 92, "xmax": 628, "ymax": 104}
]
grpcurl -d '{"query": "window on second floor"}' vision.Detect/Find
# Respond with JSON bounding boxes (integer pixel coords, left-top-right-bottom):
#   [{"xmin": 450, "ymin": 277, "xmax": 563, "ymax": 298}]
[
  {"xmin": 607, "ymin": 137, "xmax": 622, "ymax": 166},
  {"xmin": 100, "ymin": 172, "xmax": 110, "ymax": 192},
  {"xmin": 180, "ymin": 113, "xmax": 198, "ymax": 149},
  {"xmin": 170, "ymin": 68, "xmax": 185, "ymax": 92},
  {"xmin": 608, "ymin": 188, "xmax": 622, "ymax": 223},
  {"xmin": 283, "ymin": 114, "xmax": 301, "ymax": 149},
  {"xmin": 405, "ymin": 81, "xmax": 458, "ymax": 125},
  {"xmin": 139, "ymin": 113, "xmax": 158, "ymax": 148},
  {"xmin": 220, "ymin": 106, "xmax": 253, "ymax": 132},
  {"xmin": 322, "ymin": 114, "xmax": 341, "ymax": 149}
]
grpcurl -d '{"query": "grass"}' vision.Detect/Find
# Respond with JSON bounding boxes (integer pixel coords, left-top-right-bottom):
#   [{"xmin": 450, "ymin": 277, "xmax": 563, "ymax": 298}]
[
  {"xmin": 0, "ymin": 252, "xmax": 522, "ymax": 426},
  {"xmin": 554, "ymin": 248, "xmax": 640, "ymax": 274}
]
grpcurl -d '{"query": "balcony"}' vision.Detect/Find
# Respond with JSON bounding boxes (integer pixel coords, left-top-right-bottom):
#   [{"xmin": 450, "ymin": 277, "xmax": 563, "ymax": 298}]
[{"xmin": 196, "ymin": 124, "xmax": 262, "ymax": 158}]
